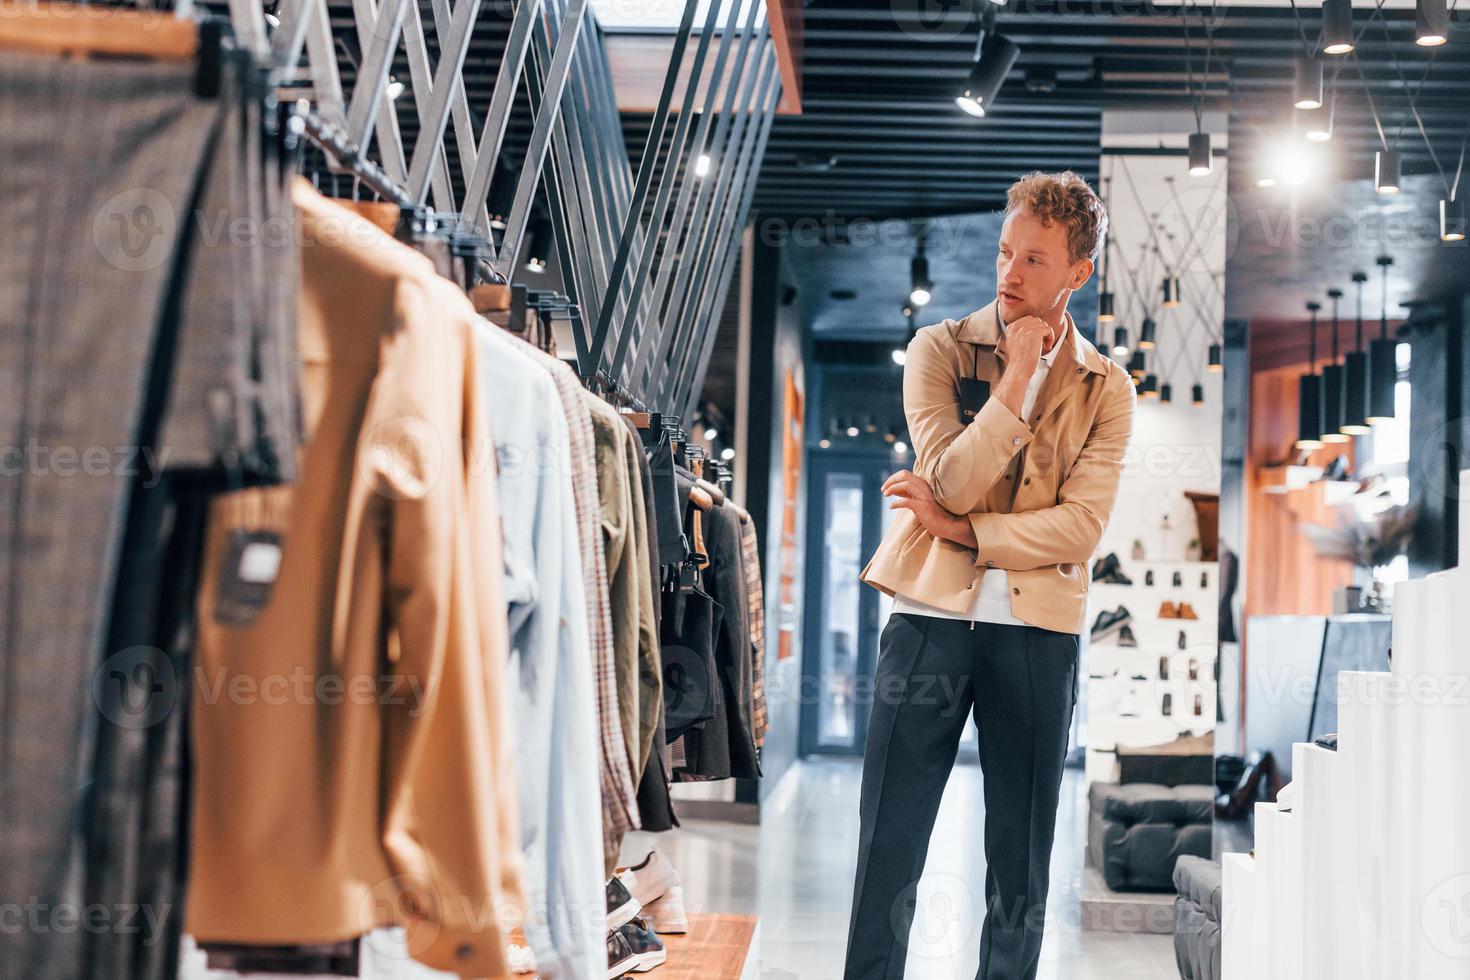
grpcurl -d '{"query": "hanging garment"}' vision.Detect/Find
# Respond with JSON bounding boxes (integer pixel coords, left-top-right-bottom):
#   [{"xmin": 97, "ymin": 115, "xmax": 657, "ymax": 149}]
[
  {"xmin": 660, "ymin": 585, "xmax": 723, "ymax": 745},
  {"xmin": 514, "ymin": 347, "xmax": 640, "ymax": 844},
  {"xmin": 740, "ymin": 519, "xmax": 769, "ymax": 751},
  {"xmin": 0, "ymin": 48, "xmax": 265, "ymax": 980},
  {"xmin": 616, "ymin": 415, "xmax": 663, "ymax": 777},
  {"xmin": 187, "ymin": 185, "xmax": 522, "ymax": 979},
  {"xmin": 643, "ymin": 431, "xmax": 685, "ymax": 564},
  {"xmin": 476, "ymin": 326, "xmax": 602, "ymax": 980}
]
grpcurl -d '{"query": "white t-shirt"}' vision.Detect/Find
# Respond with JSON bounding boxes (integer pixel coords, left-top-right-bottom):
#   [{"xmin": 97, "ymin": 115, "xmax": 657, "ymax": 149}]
[{"xmin": 891, "ymin": 320, "xmax": 1067, "ymax": 627}]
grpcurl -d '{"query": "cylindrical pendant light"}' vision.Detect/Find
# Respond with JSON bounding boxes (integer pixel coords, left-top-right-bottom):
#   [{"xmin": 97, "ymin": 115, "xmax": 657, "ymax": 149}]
[
  {"xmin": 1113, "ymin": 325, "xmax": 1130, "ymax": 357},
  {"xmin": 1099, "ymin": 291, "xmax": 1116, "ymax": 321},
  {"xmin": 1441, "ymin": 198, "xmax": 1467, "ymax": 241},
  {"xmin": 1139, "ymin": 317, "xmax": 1157, "ymax": 349},
  {"xmin": 1341, "ymin": 271, "xmax": 1372, "ymax": 435},
  {"xmin": 1162, "ymin": 275, "xmax": 1182, "ymax": 307},
  {"xmin": 1192, "ymin": 383, "xmax": 1205, "ymax": 406},
  {"xmin": 909, "ymin": 252, "xmax": 932, "ymax": 307},
  {"xmin": 1128, "ymin": 350, "xmax": 1147, "ymax": 378},
  {"xmin": 955, "ymin": 32, "xmax": 1021, "ymax": 118},
  {"xmin": 1298, "ymin": 301, "xmax": 1324, "ymax": 450},
  {"xmin": 1321, "ymin": 289, "xmax": 1350, "ymax": 442},
  {"xmin": 1141, "ymin": 374, "xmax": 1159, "ymax": 398},
  {"xmin": 1302, "ymin": 99, "xmax": 1333, "ymax": 142},
  {"xmin": 1375, "ymin": 149, "xmax": 1402, "ymax": 194},
  {"xmin": 1323, "ymin": 0, "xmax": 1356, "ymax": 54},
  {"xmin": 1189, "ymin": 131, "xmax": 1213, "ymax": 176},
  {"xmin": 1160, "ymin": 382, "xmax": 1174, "ymax": 403},
  {"xmin": 1366, "ymin": 256, "xmax": 1397, "ymax": 422},
  {"xmin": 1207, "ymin": 342, "xmax": 1223, "ymax": 372},
  {"xmin": 1416, "ymin": 0, "xmax": 1450, "ymax": 46},
  {"xmin": 1294, "ymin": 55, "xmax": 1324, "ymax": 109}
]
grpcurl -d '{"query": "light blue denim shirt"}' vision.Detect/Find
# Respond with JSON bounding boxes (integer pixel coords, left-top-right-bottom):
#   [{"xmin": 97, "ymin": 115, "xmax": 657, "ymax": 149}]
[{"xmin": 474, "ymin": 323, "xmax": 603, "ymax": 980}]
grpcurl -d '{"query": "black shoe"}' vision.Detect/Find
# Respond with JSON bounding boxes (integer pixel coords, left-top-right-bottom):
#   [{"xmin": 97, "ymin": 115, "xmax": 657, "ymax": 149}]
[
  {"xmin": 1091, "ymin": 552, "xmax": 1132, "ymax": 585},
  {"xmin": 1173, "ymin": 570, "xmax": 1183, "ymax": 588},
  {"xmin": 1118, "ymin": 624, "xmax": 1138, "ymax": 647},
  {"xmin": 608, "ymin": 930, "xmax": 638, "ymax": 979},
  {"xmin": 1130, "ymin": 673, "xmax": 1148, "ymax": 681},
  {"xmin": 1201, "ymin": 571, "xmax": 1210, "ymax": 589},
  {"xmin": 1090, "ymin": 606, "xmax": 1131, "ymax": 642},
  {"xmin": 1161, "ymin": 693, "xmax": 1173, "ymax": 716},
  {"xmin": 607, "ymin": 876, "xmax": 641, "ymax": 931},
  {"xmin": 1159, "ymin": 655, "xmax": 1170, "ymax": 680},
  {"xmin": 616, "ymin": 917, "xmax": 666, "ymax": 973},
  {"xmin": 1145, "ymin": 570, "xmax": 1155, "ymax": 587},
  {"xmin": 1314, "ymin": 732, "xmax": 1339, "ymax": 751},
  {"xmin": 1178, "ymin": 629, "xmax": 1187, "ymax": 650}
]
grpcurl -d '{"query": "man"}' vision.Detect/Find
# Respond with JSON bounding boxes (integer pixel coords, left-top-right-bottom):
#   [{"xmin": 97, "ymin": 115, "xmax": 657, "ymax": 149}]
[{"xmin": 846, "ymin": 171, "xmax": 1134, "ymax": 980}]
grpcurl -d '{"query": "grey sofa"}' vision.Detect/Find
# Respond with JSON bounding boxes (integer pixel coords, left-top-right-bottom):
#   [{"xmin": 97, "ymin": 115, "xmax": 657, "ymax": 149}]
[
  {"xmin": 1086, "ymin": 782, "xmax": 1213, "ymax": 892},
  {"xmin": 1172, "ymin": 855, "xmax": 1222, "ymax": 980}
]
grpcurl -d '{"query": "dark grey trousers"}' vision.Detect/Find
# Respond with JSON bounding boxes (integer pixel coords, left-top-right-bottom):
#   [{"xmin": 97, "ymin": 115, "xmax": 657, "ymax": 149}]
[{"xmin": 844, "ymin": 614, "xmax": 1079, "ymax": 980}]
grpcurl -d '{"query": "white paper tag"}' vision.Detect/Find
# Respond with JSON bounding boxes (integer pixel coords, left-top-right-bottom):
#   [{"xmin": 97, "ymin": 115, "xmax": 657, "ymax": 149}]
[{"xmin": 238, "ymin": 541, "xmax": 283, "ymax": 585}]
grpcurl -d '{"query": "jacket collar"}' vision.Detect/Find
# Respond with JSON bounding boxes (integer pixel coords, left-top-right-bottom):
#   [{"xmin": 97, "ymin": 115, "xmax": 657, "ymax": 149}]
[{"xmin": 954, "ymin": 300, "xmax": 1110, "ymax": 377}]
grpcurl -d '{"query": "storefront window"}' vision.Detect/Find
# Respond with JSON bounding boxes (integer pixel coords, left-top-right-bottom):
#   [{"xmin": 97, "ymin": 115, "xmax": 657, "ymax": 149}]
[{"xmin": 818, "ymin": 473, "xmax": 864, "ymax": 746}]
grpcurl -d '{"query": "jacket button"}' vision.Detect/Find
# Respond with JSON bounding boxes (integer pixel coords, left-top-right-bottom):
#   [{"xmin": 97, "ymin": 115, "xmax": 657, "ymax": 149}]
[
  {"xmin": 1012, "ymin": 587, "xmax": 1021, "ymax": 596},
  {"xmin": 1012, "ymin": 436, "xmax": 1022, "ymax": 446},
  {"xmin": 1077, "ymin": 367, "xmax": 1085, "ymax": 374},
  {"xmin": 967, "ymin": 581, "xmax": 975, "ymax": 589},
  {"xmin": 986, "ymin": 560, "xmax": 996, "ymax": 568},
  {"xmin": 1024, "ymin": 477, "xmax": 1031, "ymax": 485}
]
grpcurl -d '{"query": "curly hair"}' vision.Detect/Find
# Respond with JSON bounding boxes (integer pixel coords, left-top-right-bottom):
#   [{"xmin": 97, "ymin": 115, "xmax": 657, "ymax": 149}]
[{"xmin": 1004, "ymin": 171, "xmax": 1108, "ymax": 263}]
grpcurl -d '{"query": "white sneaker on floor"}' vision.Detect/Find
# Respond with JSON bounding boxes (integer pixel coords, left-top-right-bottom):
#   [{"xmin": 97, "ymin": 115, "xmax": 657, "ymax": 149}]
[
  {"xmin": 643, "ymin": 884, "xmax": 689, "ymax": 934},
  {"xmin": 621, "ymin": 849, "xmax": 681, "ymax": 907}
]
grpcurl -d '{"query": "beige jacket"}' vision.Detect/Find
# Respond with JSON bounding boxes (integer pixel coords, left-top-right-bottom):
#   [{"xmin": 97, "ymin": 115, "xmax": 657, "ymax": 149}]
[
  {"xmin": 860, "ymin": 301, "xmax": 1135, "ymax": 635},
  {"xmin": 188, "ymin": 183, "xmax": 522, "ymax": 977}
]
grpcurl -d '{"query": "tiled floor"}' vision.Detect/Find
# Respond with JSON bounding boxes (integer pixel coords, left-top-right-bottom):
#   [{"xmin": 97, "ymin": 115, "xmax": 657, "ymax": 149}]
[{"xmin": 624, "ymin": 759, "xmax": 1180, "ymax": 980}]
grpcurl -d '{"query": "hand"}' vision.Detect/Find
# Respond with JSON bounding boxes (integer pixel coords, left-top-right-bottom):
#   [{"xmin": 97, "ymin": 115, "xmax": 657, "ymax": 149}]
[
  {"xmin": 882, "ymin": 470, "xmax": 977, "ymax": 549},
  {"xmin": 1003, "ymin": 314, "xmax": 1051, "ymax": 374}
]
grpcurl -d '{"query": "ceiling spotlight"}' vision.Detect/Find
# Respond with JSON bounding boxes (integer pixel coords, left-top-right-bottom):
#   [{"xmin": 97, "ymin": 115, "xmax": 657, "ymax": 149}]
[
  {"xmin": 909, "ymin": 252, "xmax": 933, "ymax": 307},
  {"xmin": 386, "ymin": 76, "xmax": 406, "ymax": 101},
  {"xmin": 864, "ymin": 416, "xmax": 879, "ymax": 434},
  {"xmin": 695, "ymin": 153, "xmax": 712, "ymax": 177},
  {"xmin": 1025, "ymin": 66, "xmax": 1057, "ymax": 93},
  {"xmin": 1192, "ymin": 383, "xmax": 1205, "ymax": 406},
  {"xmin": 1099, "ymin": 291, "xmax": 1116, "ymax": 321},
  {"xmin": 1416, "ymin": 0, "xmax": 1450, "ymax": 45},
  {"xmin": 1375, "ymin": 149, "xmax": 1402, "ymax": 195},
  {"xmin": 720, "ymin": 446, "xmax": 736, "ymax": 461},
  {"xmin": 1294, "ymin": 55, "xmax": 1324, "ymax": 109},
  {"xmin": 1302, "ymin": 100, "xmax": 1333, "ymax": 142},
  {"xmin": 704, "ymin": 427, "xmax": 719, "ymax": 443},
  {"xmin": 522, "ymin": 215, "xmax": 551, "ymax": 274},
  {"xmin": 891, "ymin": 347, "xmax": 907, "ymax": 366},
  {"xmin": 1139, "ymin": 318, "xmax": 1157, "ymax": 349},
  {"xmin": 264, "ymin": 11, "xmax": 281, "ymax": 28},
  {"xmin": 846, "ymin": 424, "xmax": 860, "ymax": 438},
  {"xmin": 955, "ymin": 32, "xmax": 1021, "ymax": 118},
  {"xmin": 1322, "ymin": 0, "xmax": 1355, "ymax": 54},
  {"xmin": 884, "ymin": 428, "xmax": 898, "ymax": 444},
  {"xmin": 1208, "ymin": 342, "xmax": 1223, "ymax": 372},
  {"xmin": 1188, "ymin": 131, "xmax": 1213, "ymax": 177},
  {"xmin": 1441, "ymin": 198, "xmax": 1467, "ymax": 242},
  {"xmin": 819, "ymin": 438, "xmax": 831, "ymax": 449},
  {"xmin": 1256, "ymin": 175, "xmax": 1278, "ymax": 188},
  {"xmin": 1112, "ymin": 325, "xmax": 1129, "ymax": 358},
  {"xmin": 894, "ymin": 441, "xmax": 909, "ymax": 455}
]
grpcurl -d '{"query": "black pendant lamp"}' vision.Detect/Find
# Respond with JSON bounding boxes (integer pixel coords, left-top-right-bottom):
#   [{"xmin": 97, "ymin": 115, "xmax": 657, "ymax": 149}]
[
  {"xmin": 1113, "ymin": 325, "xmax": 1130, "ymax": 357},
  {"xmin": 1294, "ymin": 55, "xmax": 1324, "ymax": 109},
  {"xmin": 1341, "ymin": 271, "xmax": 1372, "ymax": 435},
  {"xmin": 955, "ymin": 31, "xmax": 1021, "ymax": 118},
  {"xmin": 1099, "ymin": 291, "xmax": 1116, "ymax": 321},
  {"xmin": 1320, "ymin": 289, "xmax": 1350, "ymax": 443},
  {"xmin": 1160, "ymin": 382, "xmax": 1173, "ymax": 403},
  {"xmin": 1375, "ymin": 149, "xmax": 1402, "ymax": 195},
  {"xmin": 1323, "ymin": 0, "xmax": 1356, "ymax": 54},
  {"xmin": 1207, "ymin": 343, "xmax": 1223, "ymax": 372},
  {"xmin": 1188, "ymin": 132, "xmax": 1213, "ymax": 177},
  {"xmin": 1162, "ymin": 275, "xmax": 1182, "ymax": 308},
  {"xmin": 1141, "ymin": 373, "xmax": 1159, "ymax": 398},
  {"xmin": 1366, "ymin": 256, "xmax": 1397, "ymax": 422},
  {"xmin": 1297, "ymin": 301, "xmax": 1324, "ymax": 450},
  {"xmin": 1441, "ymin": 198, "xmax": 1467, "ymax": 242},
  {"xmin": 1192, "ymin": 382, "xmax": 1205, "ymax": 406},
  {"xmin": 1416, "ymin": 0, "xmax": 1450, "ymax": 46},
  {"xmin": 1128, "ymin": 350, "xmax": 1147, "ymax": 379},
  {"xmin": 1139, "ymin": 317, "xmax": 1157, "ymax": 349}
]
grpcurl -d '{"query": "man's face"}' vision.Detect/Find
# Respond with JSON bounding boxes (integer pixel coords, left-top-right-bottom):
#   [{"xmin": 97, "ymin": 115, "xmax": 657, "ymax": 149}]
[{"xmin": 995, "ymin": 208, "xmax": 1094, "ymax": 330}]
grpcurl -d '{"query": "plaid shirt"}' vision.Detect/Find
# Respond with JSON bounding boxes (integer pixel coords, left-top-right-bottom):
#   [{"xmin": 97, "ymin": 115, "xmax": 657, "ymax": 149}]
[
  {"xmin": 527, "ymin": 350, "xmax": 640, "ymax": 840},
  {"xmin": 740, "ymin": 519, "xmax": 769, "ymax": 749}
]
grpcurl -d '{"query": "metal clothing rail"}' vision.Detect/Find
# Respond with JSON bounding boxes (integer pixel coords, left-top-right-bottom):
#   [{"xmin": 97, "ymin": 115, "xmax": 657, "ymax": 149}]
[{"xmin": 232, "ymin": 0, "xmax": 782, "ymax": 416}]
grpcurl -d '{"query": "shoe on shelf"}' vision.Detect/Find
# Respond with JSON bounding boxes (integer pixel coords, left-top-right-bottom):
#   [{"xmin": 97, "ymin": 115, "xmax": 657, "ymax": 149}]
[
  {"xmin": 608, "ymin": 929, "xmax": 638, "ymax": 979},
  {"xmin": 615, "ymin": 917, "xmax": 667, "ymax": 973},
  {"xmin": 620, "ymin": 850, "xmax": 681, "ymax": 908},
  {"xmin": 1158, "ymin": 656, "xmax": 1170, "ymax": 681},
  {"xmin": 1090, "ymin": 552, "xmax": 1133, "ymax": 585},
  {"xmin": 1201, "ymin": 571, "xmax": 1210, "ymax": 589},
  {"xmin": 1130, "ymin": 673, "xmax": 1148, "ymax": 681},
  {"xmin": 1161, "ymin": 692, "xmax": 1173, "ymax": 716},
  {"xmin": 1117, "ymin": 624, "xmax": 1138, "ymax": 648},
  {"xmin": 607, "ymin": 875, "xmax": 641, "ymax": 931},
  {"xmin": 1158, "ymin": 601, "xmax": 1179, "ymax": 619},
  {"xmin": 1194, "ymin": 693, "xmax": 1204, "ymax": 716},
  {"xmin": 1172, "ymin": 570, "xmax": 1183, "ymax": 588},
  {"xmin": 1090, "ymin": 606, "xmax": 1132, "ymax": 642},
  {"xmin": 1189, "ymin": 658, "xmax": 1199, "ymax": 681},
  {"xmin": 643, "ymin": 885, "xmax": 688, "ymax": 934},
  {"xmin": 1178, "ymin": 630, "xmax": 1187, "ymax": 651},
  {"xmin": 1314, "ymin": 732, "xmax": 1339, "ymax": 751},
  {"xmin": 1145, "ymin": 570, "xmax": 1155, "ymax": 587},
  {"xmin": 1177, "ymin": 602, "xmax": 1199, "ymax": 620}
]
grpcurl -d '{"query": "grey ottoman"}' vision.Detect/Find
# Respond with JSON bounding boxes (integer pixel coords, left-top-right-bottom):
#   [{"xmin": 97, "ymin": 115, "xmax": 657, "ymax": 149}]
[
  {"xmin": 1087, "ymin": 782, "xmax": 1213, "ymax": 892},
  {"xmin": 1173, "ymin": 855, "xmax": 1222, "ymax": 980}
]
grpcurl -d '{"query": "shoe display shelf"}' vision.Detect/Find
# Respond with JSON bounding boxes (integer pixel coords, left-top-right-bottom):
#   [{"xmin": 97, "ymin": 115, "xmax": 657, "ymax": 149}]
[
  {"xmin": 1222, "ymin": 470, "xmax": 1470, "ymax": 980},
  {"xmin": 1085, "ymin": 559, "xmax": 1218, "ymax": 785}
]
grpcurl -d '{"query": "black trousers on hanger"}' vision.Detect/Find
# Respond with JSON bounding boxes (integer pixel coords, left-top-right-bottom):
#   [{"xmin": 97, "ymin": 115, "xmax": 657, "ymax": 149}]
[{"xmin": 843, "ymin": 614, "xmax": 1078, "ymax": 980}]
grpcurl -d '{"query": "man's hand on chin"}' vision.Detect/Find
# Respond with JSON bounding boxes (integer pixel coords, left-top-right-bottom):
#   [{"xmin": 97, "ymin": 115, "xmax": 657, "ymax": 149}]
[{"xmin": 882, "ymin": 470, "xmax": 978, "ymax": 549}]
